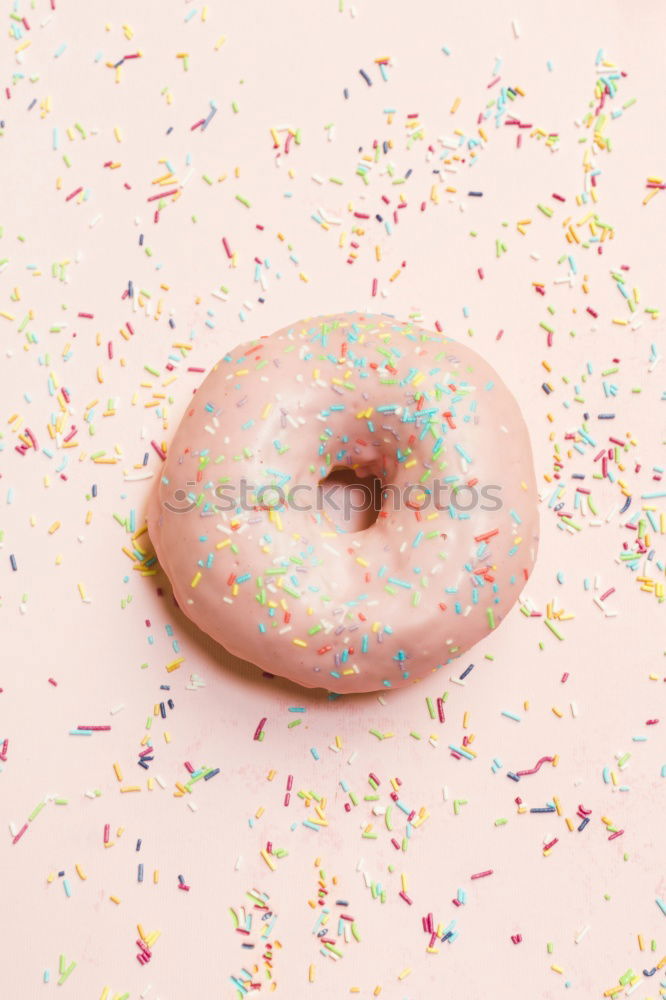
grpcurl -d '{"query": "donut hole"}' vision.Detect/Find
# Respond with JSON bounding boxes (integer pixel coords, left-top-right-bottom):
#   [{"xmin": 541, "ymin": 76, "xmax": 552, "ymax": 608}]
[{"xmin": 318, "ymin": 466, "xmax": 383, "ymax": 532}]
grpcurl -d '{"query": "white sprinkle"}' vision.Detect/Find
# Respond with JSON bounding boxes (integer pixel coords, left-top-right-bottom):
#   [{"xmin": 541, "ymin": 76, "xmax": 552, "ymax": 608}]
[
  {"xmin": 123, "ymin": 471, "xmax": 154, "ymax": 482},
  {"xmin": 574, "ymin": 924, "xmax": 590, "ymax": 944}
]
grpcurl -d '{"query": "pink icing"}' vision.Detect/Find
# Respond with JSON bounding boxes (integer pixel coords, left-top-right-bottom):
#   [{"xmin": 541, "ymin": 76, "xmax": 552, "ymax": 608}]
[{"xmin": 147, "ymin": 312, "xmax": 539, "ymax": 693}]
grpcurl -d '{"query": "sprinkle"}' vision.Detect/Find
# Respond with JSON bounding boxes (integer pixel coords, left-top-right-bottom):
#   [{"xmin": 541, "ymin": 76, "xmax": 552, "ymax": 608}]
[{"xmin": 501, "ymin": 710, "xmax": 521, "ymax": 722}]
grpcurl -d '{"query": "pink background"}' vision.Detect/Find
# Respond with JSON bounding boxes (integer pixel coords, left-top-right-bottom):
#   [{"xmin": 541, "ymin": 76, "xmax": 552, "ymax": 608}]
[{"xmin": 1, "ymin": 1, "xmax": 665, "ymax": 997}]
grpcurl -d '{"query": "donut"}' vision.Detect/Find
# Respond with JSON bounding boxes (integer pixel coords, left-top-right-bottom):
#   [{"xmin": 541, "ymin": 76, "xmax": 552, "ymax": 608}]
[{"xmin": 148, "ymin": 312, "xmax": 539, "ymax": 693}]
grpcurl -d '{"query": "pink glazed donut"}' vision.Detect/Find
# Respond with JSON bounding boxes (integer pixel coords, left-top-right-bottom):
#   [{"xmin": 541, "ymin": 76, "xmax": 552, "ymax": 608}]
[{"xmin": 148, "ymin": 312, "xmax": 539, "ymax": 693}]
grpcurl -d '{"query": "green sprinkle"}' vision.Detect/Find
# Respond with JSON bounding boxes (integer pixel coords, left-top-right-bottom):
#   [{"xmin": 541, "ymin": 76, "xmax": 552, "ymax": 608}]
[
  {"xmin": 28, "ymin": 801, "xmax": 46, "ymax": 822},
  {"xmin": 57, "ymin": 961, "xmax": 76, "ymax": 986},
  {"xmin": 545, "ymin": 619, "xmax": 565, "ymax": 640}
]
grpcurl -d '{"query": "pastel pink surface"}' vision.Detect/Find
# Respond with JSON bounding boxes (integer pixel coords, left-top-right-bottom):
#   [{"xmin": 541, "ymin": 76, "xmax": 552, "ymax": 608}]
[{"xmin": 1, "ymin": 2, "xmax": 665, "ymax": 999}]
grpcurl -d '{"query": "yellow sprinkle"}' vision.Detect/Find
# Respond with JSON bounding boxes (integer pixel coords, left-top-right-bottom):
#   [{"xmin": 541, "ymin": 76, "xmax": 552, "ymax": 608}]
[
  {"xmin": 113, "ymin": 762, "xmax": 123, "ymax": 782},
  {"xmin": 398, "ymin": 968, "xmax": 412, "ymax": 981},
  {"xmin": 166, "ymin": 657, "xmax": 185, "ymax": 673},
  {"xmin": 120, "ymin": 786, "xmax": 141, "ymax": 793},
  {"xmin": 551, "ymin": 964, "xmax": 564, "ymax": 974},
  {"xmin": 109, "ymin": 895, "xmax": 121, "ymax": 905},
  {"xmin": 308, "ymin": 964, "xmax": 316, "ymax": 983},
  {"xmin": 260, "ymin": 849, "xmax": 277, "ymax": 871},
  {"xmin": 191, "ymin": 572, "xmax": 202, "ymax": 588},
  {"xmin": 75, "ymin": 864, "xmax": 87, "ymax": 880}
]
